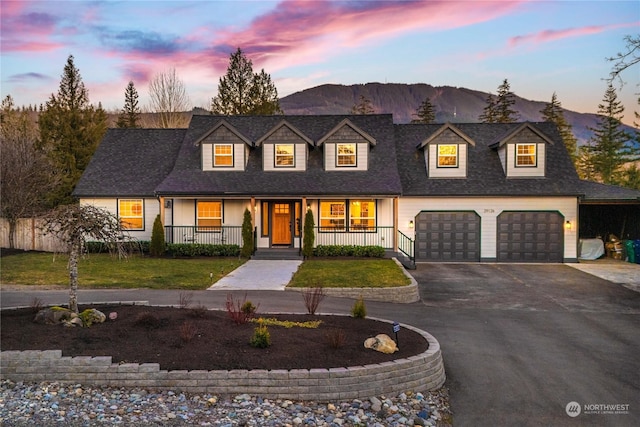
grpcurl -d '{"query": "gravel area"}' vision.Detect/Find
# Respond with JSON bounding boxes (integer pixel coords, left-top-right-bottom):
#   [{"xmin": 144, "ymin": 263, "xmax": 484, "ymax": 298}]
[{"xmin": 0, "ymin": 380, "xmax": 451, "ymax": 426}]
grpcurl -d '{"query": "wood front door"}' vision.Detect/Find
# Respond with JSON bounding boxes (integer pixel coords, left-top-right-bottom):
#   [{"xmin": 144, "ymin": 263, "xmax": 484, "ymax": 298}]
[{"xmin": 272, "ymin": 203, "xmax": 292, "ymax": 245}]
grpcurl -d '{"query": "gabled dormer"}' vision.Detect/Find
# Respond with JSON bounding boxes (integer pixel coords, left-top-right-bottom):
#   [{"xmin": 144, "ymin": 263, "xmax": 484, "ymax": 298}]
[
  {"xmin": 196, "ymin": 120, "xmax": 252, "ymax": 171},
  {"xmin": 256, "ymin": 120, "xmax": 313, "ymax": 172},
  {"xmin": 418, "ymin": 123, "xmax": 475, "ymax": 178},
  {"xmin": 317, "ymin": 119, "xmax": 376, "ymax": 171},
  {"xmin": 489, "ymin": 123, "xmax": 553, "ymax": 178}
]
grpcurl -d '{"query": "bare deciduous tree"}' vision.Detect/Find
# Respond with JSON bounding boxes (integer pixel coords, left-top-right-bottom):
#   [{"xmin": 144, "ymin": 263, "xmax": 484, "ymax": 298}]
[
  {"xmin": 1, "ymin": 95, "xmax": 59, "ymax": 248},
  {"xmin": 41, "ymin": 204, "xmax": 124, "ymax": 313},
  {"xmin": 148, "ymin": 68, "xmax": 191, "ymax": 128}
]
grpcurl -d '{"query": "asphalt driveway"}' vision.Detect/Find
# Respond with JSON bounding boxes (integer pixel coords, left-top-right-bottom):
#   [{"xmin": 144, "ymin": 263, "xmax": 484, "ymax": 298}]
[
  {"xmin": 1, "ymin": 262, "xmax": 639, "ymax": 426},
  {"xmin": 407, "ymin": 263, "xmax": 640, "ymax": 426}
]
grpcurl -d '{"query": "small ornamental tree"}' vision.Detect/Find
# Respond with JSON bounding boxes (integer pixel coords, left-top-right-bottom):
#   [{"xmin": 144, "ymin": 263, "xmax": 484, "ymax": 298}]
[
  {"xmin": 302, "ymin": 208, "xmax": 315, "ymax": 259},
  {"xmin": 41, "ymin": 204, "xmax": 124, "ymax": 313},
  {"xmin": 241, "ymin": 208, "xmax": 254, "ymax": 257},
  {"xmin": 149, "ymin": 214, "xmax": 165, "ymax": 257}
]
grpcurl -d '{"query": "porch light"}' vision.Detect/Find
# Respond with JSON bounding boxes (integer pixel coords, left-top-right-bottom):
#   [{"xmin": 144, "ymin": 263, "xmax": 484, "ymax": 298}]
[
  {"xmin": 565, "ymin": 220, "xmax": 572, "ymax": 230},
  {"xmin": 408, "ymin": 220, "xmax": 414, "ymax": 229}
]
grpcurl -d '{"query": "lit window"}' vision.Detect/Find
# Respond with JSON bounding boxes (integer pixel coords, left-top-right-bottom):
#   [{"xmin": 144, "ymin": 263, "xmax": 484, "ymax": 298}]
[
  {"xmin": 337, "ymin": 144, "xmax": 356, "ymax": 166},
  {"xmin": 275, "ymin": 144, "xmax": 294, "ymax": 167},
  {"xmin": 197, "ymin": 201, "xmax": 222, "ymax": 230},
  {"xmin": 349, "ymin": 200, "xmax": 375, "ymax": 231},
  {"xmin": 516, "ymin": 143, "xmax": 536, "ymax": 166},
  {"xmin": 213, "ymin": 144, "xmax": 233, "ymax": 167},
  {"xmin": 119, "ymin": 199, "xmax": 143, "ymax": 230},
  {"xmin": 320, "ymin": 201, "xmax": 345, "ymax": 230},
  {"xmin": 437, "ymin": 144, "xmax": 458, "ymax": 167}
]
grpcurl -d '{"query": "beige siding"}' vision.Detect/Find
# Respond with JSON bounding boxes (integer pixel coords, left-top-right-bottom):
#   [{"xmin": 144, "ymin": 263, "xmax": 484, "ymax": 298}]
[
  {"xmin": 80, "ymin": 198, "xmax": 159, "ymax": 241},
  {"xmin": 506, "ymin": 143, "xmax": 545, "ymax": 177},
  {"xmin": 324, "ymin": 142, "xmax": 368, "ymax": 171},
  {"xmin": 202, "ymin": 143, "xmax": 245, "ymax": 172},
  {"xmin": 263, "ymin": 143, "xmax": 307, "ymax": 171},
  {"xmin": 398, "ymin": 196, "xmax": 578, "ymax": 260},
  {"xmin": 427, "ymin": 144, "xmax": 468, "ymax": 178}
]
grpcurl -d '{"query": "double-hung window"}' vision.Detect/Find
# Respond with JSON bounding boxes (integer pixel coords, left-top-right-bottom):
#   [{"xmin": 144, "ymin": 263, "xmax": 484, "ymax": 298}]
[
  {"xmin": 213, "ymin": 144, "xmax": 233, "ymax": 167},
  {"xmin": 197, "ymin": 201, "xmax": 222, "ymax": 231},
  {"xmin": 336, "ymin": 143, "xmax": 356, "ymax": 166},
  {"xmin": 119, "ymin": 199, "xmax": 144, "ymax": 230},
  {"xmin": 275, "ymin": 144, "xmax": 294, "ymax": 167},
  {"xmin": 319, "ymin": 200, "xmax": 376, "ymax": 232},
  {"xmin": 437, "ymin": 144, "xmax": 458, "ymax": 167},
  {"xmin": 516, "ymin": 143, "xmax": 536, "ymax": 167}
]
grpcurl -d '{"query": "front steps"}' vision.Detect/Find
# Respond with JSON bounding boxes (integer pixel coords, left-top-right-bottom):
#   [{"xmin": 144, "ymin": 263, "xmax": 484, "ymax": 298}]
[{"xmin": 252, "ymin": 248, "xmax": 303, "ymax": 260}]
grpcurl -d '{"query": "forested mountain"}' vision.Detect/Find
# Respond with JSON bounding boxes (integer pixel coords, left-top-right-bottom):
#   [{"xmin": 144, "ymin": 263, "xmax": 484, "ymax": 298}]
[{"xmin": 279, "ymin": 82, "xmax": 637, "ymax": 146}]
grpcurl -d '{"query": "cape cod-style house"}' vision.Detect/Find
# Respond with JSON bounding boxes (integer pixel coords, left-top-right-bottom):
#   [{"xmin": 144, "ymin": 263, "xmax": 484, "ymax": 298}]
[{"xmin": 73, "ymin": 114, "xmax": 640, "ymax": 263}]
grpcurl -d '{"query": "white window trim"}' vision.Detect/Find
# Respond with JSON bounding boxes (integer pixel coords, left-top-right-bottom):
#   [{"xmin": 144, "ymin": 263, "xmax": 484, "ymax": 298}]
[
  {"xmin": 437, "ymin": 144, "xmax": 458, "ymax": 168},
  {"xmin": 213, "ymin": 144, "xmax": 234, "ymax": 167},
  {"xmin": 119, "ymin": 199, "xmax": 144, "ymax": 230},
  {"xmin": 275, "ymin": 144, "xmax": 295, "ymax": 168},
  {"xmin": 336, "ymin": 143, "xmax": 357, "ymax": 167},
  {"xmin": 515, "ymin": 143, "xmax": 537, "ymax": 167}
]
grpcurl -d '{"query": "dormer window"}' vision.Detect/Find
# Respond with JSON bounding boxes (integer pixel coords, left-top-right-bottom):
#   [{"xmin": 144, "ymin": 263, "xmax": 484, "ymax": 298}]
[
  {"xmin": 213, "ymin": 144, "xmax": 233, "ymax": 167},
  {"xmin": 437, "ymin": 144, "xmax": 458, "ymax": 168},
  {"xmin": 337, "ymin": 143, "xmax": 356, "ymax": 167},
  {"xmin": 516, "ymin": 143, "xmax": 536, "ymax": 167},
  {"xmin": 275, "ymin": 144, "xmax": 295, "ymax": 167}
]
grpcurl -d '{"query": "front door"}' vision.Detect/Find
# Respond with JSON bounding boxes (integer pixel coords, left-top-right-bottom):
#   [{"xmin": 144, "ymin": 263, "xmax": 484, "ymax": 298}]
[{"xmin": 272, "ymin": 203, "xmax": 292, "ymax": 245}]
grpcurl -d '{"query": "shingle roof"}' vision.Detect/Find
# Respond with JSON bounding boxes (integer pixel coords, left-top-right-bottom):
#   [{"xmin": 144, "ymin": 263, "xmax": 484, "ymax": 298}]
[
  {"xmin": 155, "ymin": 114, "xmax": 403, "ymax": 197},
  {"xmin": 394, "ymin": 122, "xmax": 589, "ymax": 197},
  {"xmin": 72, "ymin": 128, "xmax": 185, "ymax": 197},
  {"xmin": 576, "ymin": 180, "xmax": 640, "ymax": 202}
]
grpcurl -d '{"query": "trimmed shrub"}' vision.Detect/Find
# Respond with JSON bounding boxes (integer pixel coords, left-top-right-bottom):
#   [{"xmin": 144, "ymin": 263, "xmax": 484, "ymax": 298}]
[
  {"xmin": 241, "ymin": 208, "xmax": 254, "ymax": 258},
  {"xmin": 149, "ymin": 214, "xmax": 166, "ymax": 257},
  {"xmin": 250, "ymin": 321, "xmax": 271, "ymax": 348},
  {"xmin": 166, "ymin": 243, "xmax": 240, "ymax": 257},
  {"xmin": 302, "ymin": 209, "xmax": 315, "ymax": 258},
  {"xmin": 313, "ymin": 245, "xmax": 385, "ymax": 258}
]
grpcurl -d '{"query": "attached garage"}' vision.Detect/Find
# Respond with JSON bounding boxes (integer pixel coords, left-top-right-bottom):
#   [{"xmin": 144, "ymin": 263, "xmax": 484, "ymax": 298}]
[
  {"xmin": 415, "ymin": 211, "xmax": 480, "ymax": 261},
  {"xmin": 497, "ymin": 211, "xmax": 564, "ymax": 262}
]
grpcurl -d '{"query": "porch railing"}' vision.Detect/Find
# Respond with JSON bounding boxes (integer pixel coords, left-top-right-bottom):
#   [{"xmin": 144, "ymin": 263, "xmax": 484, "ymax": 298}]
[
  {"xmin": 314, "ymin": 226, "xmax": 394, "ymax": 249},
  {"xmin": 397, "ymin": 230, "xmax": 415, "ymax": 262},
  {"xmin": 164, "ymin": 226, "xmax": 243, "ymax": 246}
]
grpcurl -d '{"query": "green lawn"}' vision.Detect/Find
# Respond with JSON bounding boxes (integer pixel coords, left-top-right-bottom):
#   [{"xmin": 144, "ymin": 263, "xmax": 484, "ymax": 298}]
[
  {"xmin": 288, "ymin": 259, "xmax": 411, "ymax": 288},
  {"xmin": 0, "ymin": 252, "xmax": 245, "ymax": 290},
  {"xmin": 1, "ymin": 253, "xmax": 410, "ymax": 290}
]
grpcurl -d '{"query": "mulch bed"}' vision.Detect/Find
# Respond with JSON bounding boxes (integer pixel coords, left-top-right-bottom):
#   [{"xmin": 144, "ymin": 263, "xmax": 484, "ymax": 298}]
[{"xmin": 1, "ymin": 305, "xmax": 428, "ymax": 371}]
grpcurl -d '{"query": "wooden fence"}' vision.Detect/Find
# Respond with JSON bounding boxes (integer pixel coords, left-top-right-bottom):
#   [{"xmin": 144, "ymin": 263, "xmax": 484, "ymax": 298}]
[{"xmin": 0, "ymin": 218, "xmax": 67, "ymax": 252}]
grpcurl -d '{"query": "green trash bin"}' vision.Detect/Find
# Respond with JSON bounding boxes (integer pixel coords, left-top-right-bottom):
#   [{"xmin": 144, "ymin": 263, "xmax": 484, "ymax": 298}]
[{"xmin": 624, "ymin": 240, "xmax": 635, "ymax": 263}]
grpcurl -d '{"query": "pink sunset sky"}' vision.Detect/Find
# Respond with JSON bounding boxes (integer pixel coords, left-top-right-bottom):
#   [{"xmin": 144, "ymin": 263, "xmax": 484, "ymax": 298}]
[{"xmin": 1, "ymin": 0, "xmax": 638, "ymax": 124}]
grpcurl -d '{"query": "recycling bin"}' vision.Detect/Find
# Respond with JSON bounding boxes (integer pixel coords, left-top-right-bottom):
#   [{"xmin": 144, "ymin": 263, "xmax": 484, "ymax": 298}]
[{"xmin": 624, "ymin": 240, "xmax": 635, "ymax": 263}]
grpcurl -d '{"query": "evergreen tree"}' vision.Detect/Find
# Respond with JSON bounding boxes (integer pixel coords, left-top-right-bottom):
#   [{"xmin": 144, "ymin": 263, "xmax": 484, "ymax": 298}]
[
  {"xmin": 540, "ymin": 92, "xmax": 578, "ymax": 164},
  {"xmin": 494, "ymin": 79, "xmax": 519, "ymax": 123},
  {"xmin": 350, "ymin": 95, "xmax": 375, "ymax": 115},
  {"xmin": 212, "ymin": 48, "xmax": 281, "ymax": 115},
  {"xmin": 116, "ymin": 81, "xmax": 141, "ymax": 128},
  {"xmin": 38, "ymin": 55, "xmax": 107, "ymax": 207},
  {"xmin": 584, "ymin": 84, "xmax": 636, "ymax": 184},
  {"xmin": 302, "ymin": 208, "xmax": 315, "ymax": 259},
  {"xmin": 149, "ymin": 214, "xmax": 165, "ymax": 257},
  {"xmin": 241, "ymin": 208, "xmax": 254, "ymax": 257},
  {"xmin": 478, "ymin": 92, "xmax": 497, "ymax": 123},
  {"xmin": 411, "ymin": 97, "xmax": 436, "ymax": 123}
]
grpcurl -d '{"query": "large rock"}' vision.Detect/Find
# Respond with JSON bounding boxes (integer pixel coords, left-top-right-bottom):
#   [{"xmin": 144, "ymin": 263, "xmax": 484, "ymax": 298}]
[
  {"xmin": 33, "ymin": 307, "xmax": 106, "ymax": 327},
  {"xmin": 364, "ymin": 334, "xmax": 398, "ymax": 354}
]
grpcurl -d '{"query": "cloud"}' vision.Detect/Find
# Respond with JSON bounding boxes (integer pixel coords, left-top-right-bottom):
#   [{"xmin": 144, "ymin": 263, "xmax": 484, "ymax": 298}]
[
  {"xmin": 508, "ymin": 21, "xmax": 640, "ymax": 48},
  {"xmin": 97, "ymin": 28, "xmax": 183, "ymax": 55},
  {"xmin": 202, "ymin": 0, "xmax": 525, "ymax": 72},
  {"xmin": 7, "ymin": 72, "xmax": 52, "ymax": 83}
]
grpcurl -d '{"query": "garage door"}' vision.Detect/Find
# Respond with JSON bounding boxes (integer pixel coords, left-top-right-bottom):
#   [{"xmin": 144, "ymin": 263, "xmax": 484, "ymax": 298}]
[
  {"xmin": 415, "ymin": 211, "xmax": 480, "ymax": 261},
  {"xmin": 497, "ymin": 211, "xmax": 564, "ymax": 262}
]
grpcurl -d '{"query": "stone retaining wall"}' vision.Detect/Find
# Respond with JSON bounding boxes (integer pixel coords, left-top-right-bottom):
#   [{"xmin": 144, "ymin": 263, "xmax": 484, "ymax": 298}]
[
  {"xmin": 286, "ymin": 259, "xmax": 421, "ymax": 304},
  {"xmin": 0, "ymin": 319, "xmax": 445, "ymax": 401}
]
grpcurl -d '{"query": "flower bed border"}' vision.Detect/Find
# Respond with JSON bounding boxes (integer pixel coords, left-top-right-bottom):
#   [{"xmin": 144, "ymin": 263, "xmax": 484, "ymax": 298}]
[{"xmin": 0, "ymin": 307, "xmax": 445, "ymax": 401}]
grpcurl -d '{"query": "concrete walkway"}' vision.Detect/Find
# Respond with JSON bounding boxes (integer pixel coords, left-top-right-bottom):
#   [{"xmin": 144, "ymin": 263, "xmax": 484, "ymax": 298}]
[
  {"xmin": 567, "ymin": 259, "xmax": 640, "ymax": 293},
  {"xmin": 207, "ymin": 260, "xmax": 302, "ymax": 291}
]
